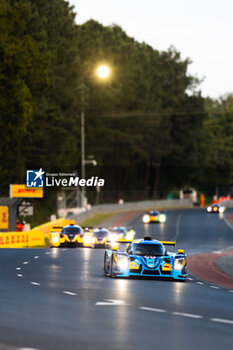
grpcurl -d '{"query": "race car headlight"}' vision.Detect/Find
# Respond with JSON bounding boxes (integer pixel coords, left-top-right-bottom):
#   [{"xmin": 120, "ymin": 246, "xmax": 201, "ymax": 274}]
[
  {"xmin": 125, "ymin": 231, "xmax": 134, "ymax": 240},
  {"xmin": 109, "ymin": 234, "xmax": 118, "ymax": 243},
  {"xmin": 173, "ymin": 258, "xmax": 185, "ymax": 270},
  {"xmin": 207, "ymin": 207, "xmax": 211, "ymax": 212},
  {"xmin": 83, "ymin": 235, "xmax": 92, "ymax": 245},
  {"xmin": 51, "ymin": 235, "xmax": 59, "ymax": 244},
  {"xmin": 117, "ymin": 256, "xmax": 129, "ymax": 270},
  {"xmin": 159, "ymin": 214, "xmax": 166, "ymax": 223},
  {"xmin": 143, "ymin": 215, "xmax": 150, "ymax": 223}
]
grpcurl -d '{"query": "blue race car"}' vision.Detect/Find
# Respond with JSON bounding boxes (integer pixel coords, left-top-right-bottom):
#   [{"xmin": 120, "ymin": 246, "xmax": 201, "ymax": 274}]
[
  {"xmin": 142, "ymin": 211, "xmax": 166, "ymax": 223},
  {"xmin": 206, "ymin": 204, "xmax": 225, "ymax": 214},
  {"xmin": 104, "ymin": 237, "xmax": 187, "ymax": 280}
]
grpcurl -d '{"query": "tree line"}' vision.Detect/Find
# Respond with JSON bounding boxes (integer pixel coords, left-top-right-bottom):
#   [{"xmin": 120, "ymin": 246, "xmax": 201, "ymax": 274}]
[{"xmin": 0, "ymin": 0, "xmax": 232, "ymax": 203}]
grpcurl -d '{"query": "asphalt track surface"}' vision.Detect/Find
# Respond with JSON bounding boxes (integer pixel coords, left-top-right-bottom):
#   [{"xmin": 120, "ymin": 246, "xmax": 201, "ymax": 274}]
[{"xmin": 1, "ymin": 209, "xmax": 233, "ymax": 350}]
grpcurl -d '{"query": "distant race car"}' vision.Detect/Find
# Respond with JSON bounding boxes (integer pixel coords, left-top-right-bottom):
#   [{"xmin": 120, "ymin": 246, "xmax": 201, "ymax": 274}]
[
  {"xmin": 50, "ymin": 224, "xmax": 83, "ymax": 247},
  {"xmin": 108, "ymin": 226, "xmax": 136, "ymax": 243},
  {"xmin": 104, "ymin": 237, "xmax": 187, "ymax": 280},
  {"xmin": 91, "ymin": 228, "xmax": 111, "ymax": 247},
  {"xmin": 207, "ymin": 204, "xmax": 225, "ymax": 214},
  {"xmin": 82, "ymin": 227, "xmax": 94, "ymax": 247},
  {"xmin": 142, "ymin": 211, "xmax": 166, "ymax": 224}
]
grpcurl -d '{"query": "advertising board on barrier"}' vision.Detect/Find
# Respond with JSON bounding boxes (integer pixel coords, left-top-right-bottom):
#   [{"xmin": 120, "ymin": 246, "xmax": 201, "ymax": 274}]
[
  {"xmin": 0, "ymin": 231, "xmax": 45, "ymax": 248},
  {"xmin": 0, "ymin": 206, "xmax": 8, "ymax": 229}
]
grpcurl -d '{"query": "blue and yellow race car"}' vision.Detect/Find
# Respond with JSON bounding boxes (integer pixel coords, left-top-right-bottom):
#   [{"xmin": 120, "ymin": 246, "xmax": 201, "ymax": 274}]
[
  {"xmin": 91, "ymin": 228, "xmax": 111, "ymax": 247},
  {"xmin": 207, "ymin": 204, "xmax": 225, "ymax": 214},
  {"xmin": 104, "ymin": 237, "xmax": 187, "ymax": 280},
  {"xmin": 142, "ymin": 211, "xmax": 166, "ymax": 224}
]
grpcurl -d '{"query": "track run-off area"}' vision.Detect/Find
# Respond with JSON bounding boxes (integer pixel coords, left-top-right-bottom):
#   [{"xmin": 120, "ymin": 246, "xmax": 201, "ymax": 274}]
[{"xmin": 1, "ymin": 208, "xmax": 233, "ymax": 350}]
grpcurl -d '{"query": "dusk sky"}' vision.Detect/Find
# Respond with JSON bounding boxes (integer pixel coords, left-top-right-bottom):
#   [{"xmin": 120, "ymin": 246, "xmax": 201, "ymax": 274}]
[{"xmin": 69, "ymin": 0, "xmax": 233, "ymax": 99}]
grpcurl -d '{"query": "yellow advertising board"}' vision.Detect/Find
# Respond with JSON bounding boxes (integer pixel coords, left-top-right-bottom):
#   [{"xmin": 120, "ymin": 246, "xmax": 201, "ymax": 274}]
[
  {"xmin": 10, "ymin": 184, "xmax": 43, "ymax": 198},
  {"xmin": 0, "ymin": 231, "xmax": 45, "ymax": 248},
  {"xmin": 0, "ymin": 206, "xmax": 8, "ymax": 229}
]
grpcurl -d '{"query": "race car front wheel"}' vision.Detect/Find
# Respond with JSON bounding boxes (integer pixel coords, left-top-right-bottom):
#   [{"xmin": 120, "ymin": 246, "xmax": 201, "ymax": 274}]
[
  {"xmin": 110, "ymin": 255, "xmax": 117, "ymax": 278},
  {"xmin": 104, "ymin": 253, "xmax": 109, "ymax": 276}
]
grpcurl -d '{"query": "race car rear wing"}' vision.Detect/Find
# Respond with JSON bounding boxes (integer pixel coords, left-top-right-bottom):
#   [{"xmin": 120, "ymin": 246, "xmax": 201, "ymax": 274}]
[
  {"xmin": 106, "ymin": 239, "xmax": 176, "ymax": 245},
  {"xmin": 51, "ymin": 226, "xmax": 63, "ymax": 233},
  {"xmin": 106, "ymin": 239, "xmax": 132, "ymax": 244},
  {"xmin": 159, "ymin": 241, "xmax": 176, "ymax": 246},
  {"xmin": 160, "ymin": 241, "xmax": 176, "ymax": 251}
]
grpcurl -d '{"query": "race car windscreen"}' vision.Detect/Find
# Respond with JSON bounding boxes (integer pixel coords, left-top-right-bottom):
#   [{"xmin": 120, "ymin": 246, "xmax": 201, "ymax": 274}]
[
  {"xmin": 62, "ymin": 227, "xmax": 82, "ymax": 235},
  {"xmin": 112, "ymin": 228, "xmax": 126, "ymax": 234},
  {"xmin": 93, "ymin": 230, "xmax": 109, "ymax": 238},
  {"xmin": 150, "ymin": 211, "xmax": 159, "ymax": 216},
  {"xmin": 131, "ymin": 243, "xmax": 165, "ymax": 256}
]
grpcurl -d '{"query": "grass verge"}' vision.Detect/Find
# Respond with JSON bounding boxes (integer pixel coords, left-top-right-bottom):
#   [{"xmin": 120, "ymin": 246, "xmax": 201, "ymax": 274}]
[{"xmin": 78, "ymin": 212, "xmax": 116, "ymax": 227}]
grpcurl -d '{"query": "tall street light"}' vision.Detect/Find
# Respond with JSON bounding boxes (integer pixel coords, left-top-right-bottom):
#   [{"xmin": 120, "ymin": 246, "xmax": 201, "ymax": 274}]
[{"xmin": 80, "ymin": 64, "xmax": 111, "ymax": 207}]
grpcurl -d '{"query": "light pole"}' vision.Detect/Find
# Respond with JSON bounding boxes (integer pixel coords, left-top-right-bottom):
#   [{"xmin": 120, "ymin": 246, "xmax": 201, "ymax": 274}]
[{"xmin": 80, "ymin": 64, "xmax": 110, "ymax": 207}]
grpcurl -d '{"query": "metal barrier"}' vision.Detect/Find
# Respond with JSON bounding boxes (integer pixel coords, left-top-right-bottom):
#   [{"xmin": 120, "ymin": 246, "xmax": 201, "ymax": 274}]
[{"xmin": 67, "ymin": 199, "xmax": 193, "ymax": 223}]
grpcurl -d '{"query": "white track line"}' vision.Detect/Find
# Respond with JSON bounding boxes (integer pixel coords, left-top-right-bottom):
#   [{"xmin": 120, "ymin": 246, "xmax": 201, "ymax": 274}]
[
  {"xmin": 188, "ymin": 277, "xmax": 193, "ymax": 281},
  {"xmin": 197, "ymin": 281, "xmax": 204, "ymax": 285},
  {"xmin": 210, "ymin": 286, "xmax": 220, "ymax": 289},
  {"xmin": 95, "ymin": 299, "xmax": 128, "ymax": 306},
  {"xmin": 45, "ymin": 252, "xmax": 50, "ymax": 255},
  {"xmin": 30, "ymin": 282, "xmax": 40, "ymax": 286},
  {"xmin": 63, "ymin": 291, "xmax": 77, "ymax": 296},
  {"xmin": 223, "ymin": 216, "xmax": 233, "ymax": 231},
  {"xmin": 34, "ymin": 256, "xmax": 39, "ymax": 259},
  {"xmin": 23, "ymin": 261, "xmax": 29, "ymax": 265},
  {"xmin": 229, "ymin": 290, "xmax": 233, "ymax": 293},
  {"xmin": 172, "ymin": 312, "xmax": 203, "ymax": 319},
  {"xmin": 17, "ymin": 274, "xmax": 23, "ymax": 277},
  {"xmin": 16, "ymin": 267, "xmax": 21, "ymax": 270},
  {"xmin": 210, "ymin": 318, "xmax": 233, "ymax": 325},
  {"xmin": 140, "ymin": 306, "xmax": 167, "ymax": 313},
  {"xmin": 174, "ymin": 213, "xmax": 182, "ymax": 240}
]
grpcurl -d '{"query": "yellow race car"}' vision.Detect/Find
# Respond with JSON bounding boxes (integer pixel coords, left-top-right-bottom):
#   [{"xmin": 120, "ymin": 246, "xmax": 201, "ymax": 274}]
[{"xmin": 50, "ymin": 224, "xmax": 83, "ymax": 247}]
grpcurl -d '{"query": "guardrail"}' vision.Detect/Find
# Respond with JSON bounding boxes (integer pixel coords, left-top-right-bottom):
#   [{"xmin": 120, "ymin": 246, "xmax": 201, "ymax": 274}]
[{"xmin": 67, "ymin": 199, "xmax": 193, "ymax": 223}]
